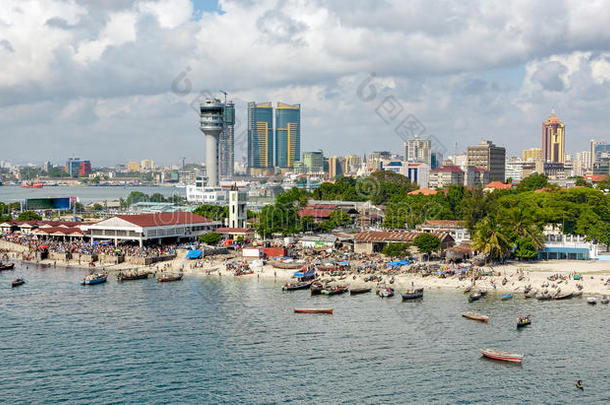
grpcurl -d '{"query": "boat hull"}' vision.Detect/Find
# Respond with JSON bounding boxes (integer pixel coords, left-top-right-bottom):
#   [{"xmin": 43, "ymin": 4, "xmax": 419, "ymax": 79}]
[
  {"xmin": 0, "ymin": 263, "xmax": 15, "ymax": 271},
  {"xmin": 81, "ymin": 276, "xmax": 107, "ymax": 285},
  {"xmin": 462, "ymin": 312, "xmax": 489, "ymax": 322},
  {"xmin": 402, "ymin": 288, "xmax": 424, "ymax": 300},
  {"xmin": 294, "ymin": 308, "xmax": 333, "ymax": 314},
  {"xmin": 283, "ymin": 281, "xmax": 313, "ymax": 291},
  {"xmin": 117, "ymin": 273, "xmax": 149, "ymax": 281},
  {"xmin": 481, "ymin": 349, "xmax": 523, "ymax": 363},
  {"xmin": 11, "ymin": 280, "xmax": 25, "ymax": 288},
  {"xmin": 157, "ymin": 275, "xmax": 183, "ymax": 283},
  {"xmin": 350, "ymin": 288, "xmax": 372, "ymax": 295}
]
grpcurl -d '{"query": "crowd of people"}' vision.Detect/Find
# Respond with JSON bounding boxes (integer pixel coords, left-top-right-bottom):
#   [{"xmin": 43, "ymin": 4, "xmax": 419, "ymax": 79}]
[{"xmin": 1, "ymin": 233, "xmax": 176, "ymax": 258}]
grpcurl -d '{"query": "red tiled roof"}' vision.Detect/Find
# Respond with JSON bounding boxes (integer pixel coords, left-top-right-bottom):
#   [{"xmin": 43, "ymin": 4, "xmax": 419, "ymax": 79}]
[
  {"xmin": 485, "ymin": 181, "xmax": 513, "ymax": 190},
  {"xmin": 354, "ymin": 231, "xmax": 453, "ymax": 243},
  {"xmin": 115, "ymin": 212, "xmax": 211, "ymax": 228},
  {"xmin": 431, "ymin": 165, "xmax": 463, "ymax": 173},
  {"xmin": 216, "ymin": 227, "xmax": 253, "ymax": 233},
  {"xmin": 584, "ymin": 175, "xmax": 608, "ymax": 183},
  {"xmin": 424, "ymin": 219, "xmax": 465, "ymax": 227},
  {"xmin": 298, "ymin": 208, "xmax": 333, "ymax": 218},
  {"xmin": 408, "ymin": 188, "xmax": 438, "ymax": 195}
]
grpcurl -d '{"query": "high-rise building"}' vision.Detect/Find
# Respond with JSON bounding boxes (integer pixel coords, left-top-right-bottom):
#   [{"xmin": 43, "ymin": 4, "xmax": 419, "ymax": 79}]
[
  {"xmin": 247, "ymin": 102, "xmax": 273, "ymax": 173},
  {"xmin": 65, "ymin": 157, "xmax": 91, "ymax": 177},
  {"xmin": 219, "ymin": 101, "xmax": 235, "ymax": 179},
  {"xmin": 572, "ymin": 151, "xmax": 591, "ymax": 177},
  {"xmin": 128, "ymin": 161, "xmax": 140, "ymax": 172},
  {"xmin": 466, "ymin": 140, "xmax": 506, "ymax": 181},
  {"xmin": 404, "ymin": 135, "xmax": 431, "ymax": 166},
  {"xmin": 522, "ymin": 147, "xmax": 542, "ymax": 162},
  {"xmin": 140, "ymin": 159, "xmax": 154, "ymax": 171},
  {"xmin": 275, "ymin": 102, "xmax": 301, "ymax": 169},
  {"xmin": 344, "ymin": 154, "xmax": 361, "ymax": 174},
  {"xmin": 328, "ymin": 156, "xmax": 345, "ymax": 178},
  {"xmin": 302, "ymin": 151, "xmax": 324, "ymax": 173},
  {"xmin": 591, "ymin": 140, "xmax": 610, "ymax": 167},
  {"xmin": 200, "ymin": 98, "xmax": 225, "ymax": 187},
  {"xmin": 542, "ymin": 113, "xmax": 565, "ymax": 163}
]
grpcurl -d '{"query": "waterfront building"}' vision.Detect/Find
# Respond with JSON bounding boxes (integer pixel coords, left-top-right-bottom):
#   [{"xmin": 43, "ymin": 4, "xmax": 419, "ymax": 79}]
[
  {"xmin": 540, "ymin": 224, "xmax": 598, "ymax": 260},
  {"xmin": 403, "ymin": 135, "xmax": 431, "ymax": 166},
  {"xmin": 82, "ymin": 212, "xmax": 220, "ymax": 247},
  {"xmin": 522, "ymin": 147, "xmax": 542, "ymax": 162},
  {"xmin": 466, "ymin": 140, "xmax": 506, "ymax": 181},
  {"xmin": 247, "ymin": 102, "xmax": 274, "ymax": 174},
  {"xmin": 542, "ymin": 113, "xmax": 565, "ymax": 163},
  {"xmin": 415, "ymin": 219, "xmax": 470, "ymax": 243},
  {"xmin": 140, "ymin": 159, "xmax": 155, "ymax": 171},
  {"xmin": 128, "ymin": 161, "xmax": 140, "ymax": 172},
  {"xmin": 186, "ymin": 176, "xmax": 227, "ymax": 203},
  {"xmin": 219, "ymin": 101, "xmax": 235, "ymax": 179},
  {"xmin": 65, "ymin": 157, "xmax": 91, "ymax": 178},
  {"xmin": 354, "ymin": 231, "xmax": 454, "ymax": 254},
  {"xmin": 228, "ymin": 184, "xmax": 247, "ymax": 229},
  {"xmin": 275, "ymin": 102, "xmax": 300, "ymax": 169}
]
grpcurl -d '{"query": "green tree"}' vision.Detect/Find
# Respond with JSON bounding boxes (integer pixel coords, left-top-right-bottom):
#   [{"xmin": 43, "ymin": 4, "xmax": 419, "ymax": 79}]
[
  {"xmin": 515, "ymin": 237, "xmax": 539, "ymax": 260},
  {"xmin": 150, "ymin": 193, "xmax": 166, "ymax": 202},
  {"xmin": 413, "ymin": 233, "xmax": 442, "ymax": 260},
  {"xmin": 329, "ymin": 209, "xmax": 352, "ymax": 227},
  {"xmin": 515, "ymin": 173, "xmax": 549, "ymax": 193},
  {"xmin": 198, "ymin": 232, "xmax": 222, "ymax": 245},
  {"xmin": 382, "ymin": 242, "xmax": 410, "ymax": 257},
  {"xmin": 471, "ymin": 216, "xmax": 511, "ymax": 263},
  {"xmin": 17, "ymin": 211, "xmax": 42, "ymax": 221},
  {"xmin": 125, "ymin": 191, "xmax": 149, "ymax": 206},
  {"xmin": 92, "ymin": 203, "xmax": 104, "ymax": 211},
  {"xmin": 193, "ymin": 204, "xmax": 229, "ymax": 221}
]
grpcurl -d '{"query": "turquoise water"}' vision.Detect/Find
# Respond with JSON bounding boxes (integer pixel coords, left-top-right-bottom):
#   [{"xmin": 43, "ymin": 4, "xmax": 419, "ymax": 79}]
[
  {"xmin": 0, "ymin": 185, "xmax": 185, "ymax": 204},
  {"xmin": 1, "ymin": 264, "xmax": 608, "ymax": 404}
]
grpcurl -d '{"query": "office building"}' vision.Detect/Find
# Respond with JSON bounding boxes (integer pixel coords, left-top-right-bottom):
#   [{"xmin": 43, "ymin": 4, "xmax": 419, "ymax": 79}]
[
  {"xmin": 522, "ymin": 148, "xmax": 542, "ymax": 162},
  {"xmin": 428, "ymin": 166, "xmax": 464, "ymax": 189},
  {"xmin": 140, "ymin": 160, "xmax": 155, "ymax": 171},
  {"xmin": 247, "ymin": 102, "xmax": 273, "ymax": 174},
  {"xmin": 403, "ymin": 135, "xmax": 431, "ymax": 166},
  {"xmin": 275, "ymin": 102, "xmax": 301, "ymax": 169},
  {"xmin": 128, "ymin": 161, "xmax": 140, "ymax": 172},
  {"xmin": 542, "ymin": 113, "xmax": 565, "ymax": 163},
  {"xmin": 328, "ymin": 156, "xmax": 345, "ymax": 178},
  {"xmin": 344, "ymin": 154, "xmax": 361, "ymax": 174},
  {"xmin": 219, "ymin": 101, "xmax": 235, "ymax": 179},
  {"xmin": 466, "ymin": 140, "xmax": 506, "ymax": 181},
  {"xmin": 303, "ymin": 151, "xmax": 324, "ymax": 173},
  {"xmin": 65, "ymin": 157, "xmax": 91, "ymax": 178}
]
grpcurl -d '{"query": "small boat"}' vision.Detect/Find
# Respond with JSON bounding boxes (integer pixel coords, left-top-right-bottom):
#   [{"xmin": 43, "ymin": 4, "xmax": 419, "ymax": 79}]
[
  {"xmin": 350, "ymin": 287, "xmax": 372, "ymax": 295},
  {"xmin": 81, "ymin": 273, "xmax": 108, "ymax": 286},
  {"xmin": 517, "ymin": 315, "xmax": 531, "ymax": 328},
  {"xmin": 294, "ymin": 308, "xmax": 333, "ymax": 314},
  {"xmin": 378, "ymin": 287, "xmax": 394, "ymax": 298},
  {"xmin": 0, "ymin": 263, "xmax": 15, "ymax": 271},
  {"xmin": 586, "ymin": 297, "xmax": 597, "ymax": 305},
  {"xmin": 463, "ymin": 286, "xmax": 472, "ymax": 294},
  {"xmin": 282, "ymin": 281, "xmax": 313, "ymax": 291},
  {"xmin": 572, "ymin": 291, "xmax": 583, "ymax": 298},
  {"xmin": 157, "ymin": 273, "xmax": 183, "ymax": 283},
  {"xmin": 468, "ymin": 292, "xmax": 482, "ymax": 302},
  {"xmin": 321, "ymin": 285, "xmax": 349, "ymax": 295},
  {"xmin": 310, "ymin": 281, "xmax": 325, "ymax": 295},
  {"xmin": 501, "ymin": 294, "xmax": 513, "ymax": 300},
  {"xmin": 536, "ymin": 293, "xmax": 552, "ymax": 301},
  {"xmin": 479, "ymin": 289, "xmax": 488, "ymax": 297},
  {"xmin": 401, "ymin": 288, "xmax": 424, "ymax": 300},
  {"xmin": 461, "ymin": 312, "xmax": 489, "ymax": 322},
  {"xmin": 576, "ymin": 380, "xmax": 584, "ymax": 390},
  {"xmin": 117, "ymin": 271, "xmax": 149, "ymax": 282},
  {"xmin": 480, "ymin": 348, "xmax": 523, "ymax": 363},
  {"xmin": 601, "ymin": 295, "xmax": 609, "ymax": 304},
  {"xmin": 271, "ymin": 261, "xmax": 303, "ymax": 270},
  {"xmin": 11, "ymin": 278, "xmax": 25, "ymax": 288},
  {"xmin": 553, "ymin": 292, "xmax": 573, "ymax": 300}
]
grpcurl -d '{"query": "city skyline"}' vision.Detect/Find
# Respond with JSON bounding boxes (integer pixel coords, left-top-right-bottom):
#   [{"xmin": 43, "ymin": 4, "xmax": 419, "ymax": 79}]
[{"xmin": 4, "ymin": 1, "xmax": 610, "ymax": 165}]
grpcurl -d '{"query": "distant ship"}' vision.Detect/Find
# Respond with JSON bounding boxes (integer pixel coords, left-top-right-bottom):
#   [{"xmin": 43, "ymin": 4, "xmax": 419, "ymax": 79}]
[{"xmin": 21, "ymin": 182, "xmax": 43, "ymax": 189}]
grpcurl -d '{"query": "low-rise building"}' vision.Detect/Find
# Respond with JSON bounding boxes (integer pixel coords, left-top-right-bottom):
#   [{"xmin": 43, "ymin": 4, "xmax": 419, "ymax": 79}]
[
  {"xmin": 415, "ymin": 219, "xmax": 470, "ymax": 243},
  {"xmin": 354, "ymin": 230, "xmax": 454, "ymax": 254},
  {"xmin": 428, "ymin": 166, "xmax": 464, "ymax": 189},
  {"xmin": 539, "ymin": 225, "xmax": 598, "ymax": 260}
]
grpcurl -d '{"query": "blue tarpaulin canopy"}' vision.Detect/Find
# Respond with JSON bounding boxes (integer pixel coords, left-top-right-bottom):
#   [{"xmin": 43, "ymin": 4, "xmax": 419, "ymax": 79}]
[
  {"xmin": 293, "ymin": 268, "xmax": 315, "ymax": 278},
  {"xmin": 338, "ymin": 260, "xmax": 349, "ymax": 266},
  {"xmin": 186, "ymin": 250, "xmax": 202, "ymax": 259},
  {"xmin": 387, "ymin": 260, "xmax": 409, "ymax": 268}
]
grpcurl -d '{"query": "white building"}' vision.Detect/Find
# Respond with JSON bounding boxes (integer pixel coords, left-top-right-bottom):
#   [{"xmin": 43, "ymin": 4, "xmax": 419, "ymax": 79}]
[
  {"xmin": 229, "ymin": 185, "xmax": 247, "ymax": 228},
  {"xmin": 381, "ymin": 160, "xmax": 429, "ymax": 188},
  {"xmin": 186, "ymin": 176, "xmax": 228, "ymax": 203}
]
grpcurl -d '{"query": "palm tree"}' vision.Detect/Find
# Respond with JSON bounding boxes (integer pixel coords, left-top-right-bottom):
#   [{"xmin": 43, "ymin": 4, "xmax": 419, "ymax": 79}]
[
  {"xmin": 472, "ymin": 216, "xmax": 511, "ymax": 263},
  {"xmin": 504, "ymin": 207, "xmax": 545, "ymax": 250}
]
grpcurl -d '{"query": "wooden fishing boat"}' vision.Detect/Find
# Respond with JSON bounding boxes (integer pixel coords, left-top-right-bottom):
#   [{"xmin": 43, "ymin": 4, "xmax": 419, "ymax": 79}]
[
  {"xmin": 468, "ymin": 292, "xmax": 482, "ymax": 302},
  {"xmin": 401, "ymin": 288, "xmax": 424, "ymax": 300},
  {"xmin": 310, "ymin": 281, "xmax": 325, "ymax": 295},
  {"xmin": 117, "ymin": 271, "xmax": 149, "ymax": 282},
  {"xmin": 0, "ymin": 263, "xmax": 15, "ymax": 271},
  {"xmin": 536, "ymin": 293, "xmax": 552, "ymax": 301},
  {"xmin": 553, "ymin": 292, "xmax": 573, "ymax": 300},
  {"xmin": 321, "ymin": 285, "xmax": 349, "ymax": 295},
  {"xmin": 11, "ymin": 278, "xmax": 25, "ymax": 288},
  {"xmin": 586, "ymin": 297, "xmax": 597, "ymax": 305},
  {"xmin": 517, "ymin": 315, "xmax": 531, "ymax": 328},
  {"xmin": 378, "ymin": 287, "xmax": 394, "ymax": 298},
  {"xmin": 294, "ymin": 308, "xmax": 333, "ymax": 314},
  {"xmin": 350, "ymin": 287, "xmax": 372, "ymax": 295},
  {"xmin": 600, "ymin": 295, "xmax": 609, "ymax": 304},
  {"xmin": 157, "ymin": 273, "xmax": 183, "ymax": 283},
  {"xmin": 282, "ymin": 281, "xmax": 313, "ymax": 291},
  {"xmin": 501, "ymin": 294, "xmax": 513, "ymax": 300},
  {"xmin": 271, "ymin": 261, "xmax": 303, "ymax": 270},
  {"xmin": 480, "ymin": 348, "xmax": 523, "ymax": 363},
  {"xmin": 479, "ymin": 289, "xmax": 488, "ymax": 297},
  {"xmin": 461, "ymin": 312, "xmax": 489, "ymax": 322},
  {"xmin": 316, "ymin": 265, "xmax": 337, "ymax": 272},
  {"xmin": 524, "ymin": 291, "xmax": 535, "ymax": 299},
  {"xmin": 81, "ymin": 273, "xmax": 108, "ymax": 286}
]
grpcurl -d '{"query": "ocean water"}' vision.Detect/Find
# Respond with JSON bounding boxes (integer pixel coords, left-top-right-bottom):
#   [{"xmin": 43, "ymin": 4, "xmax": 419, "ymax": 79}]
[
  {"xmin": 1, "ymin": 264, "xmax": 608, "ymax": 404},
  {"xmin": 0, "ymin": 185, "xmax": 185, "ymax": 204}
]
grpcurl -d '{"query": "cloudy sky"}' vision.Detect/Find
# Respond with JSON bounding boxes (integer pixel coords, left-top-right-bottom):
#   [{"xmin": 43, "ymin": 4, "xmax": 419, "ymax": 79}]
[{"xmin": 2, "ymin": 0, "xmax": 610, "ymax": 166}]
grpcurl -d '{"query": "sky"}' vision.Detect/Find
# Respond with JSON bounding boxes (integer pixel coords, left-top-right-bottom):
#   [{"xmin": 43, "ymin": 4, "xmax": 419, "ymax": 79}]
[{"xmin": 3, "ymin": 0, "xmax": 610, "ymax": 166}]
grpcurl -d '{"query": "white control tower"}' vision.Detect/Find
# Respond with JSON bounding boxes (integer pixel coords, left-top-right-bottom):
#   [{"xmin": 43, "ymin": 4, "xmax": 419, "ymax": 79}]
[{"xmin": 200, "ymin": 98, "xmax": 225, "ymax": 187}]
